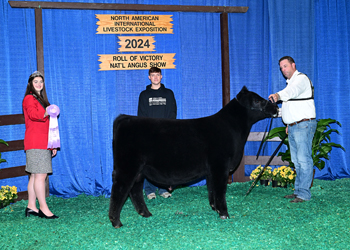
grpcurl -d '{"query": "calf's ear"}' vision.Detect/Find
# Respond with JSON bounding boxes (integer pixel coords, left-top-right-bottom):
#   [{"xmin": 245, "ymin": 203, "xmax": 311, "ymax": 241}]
[
  {"xmin": 236, "ymin": 86, "xmax": 250, "ymax": 105},
  {"xmin": 240, "ymin": 86, "xmax": 249, "ymax": 93},
  {"xmin": 237, "ymin": 86, "xmax": 249, "ymax": 99}
]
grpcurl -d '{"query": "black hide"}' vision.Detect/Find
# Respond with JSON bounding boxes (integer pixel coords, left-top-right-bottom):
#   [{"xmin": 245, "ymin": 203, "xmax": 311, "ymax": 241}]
[{"xmin": 109, "ymin": 86, "xmax": 278, "ymax": 228}]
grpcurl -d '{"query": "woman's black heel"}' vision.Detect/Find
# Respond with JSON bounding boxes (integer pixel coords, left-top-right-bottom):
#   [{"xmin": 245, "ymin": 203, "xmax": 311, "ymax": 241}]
[
  {"xmin": 25, "ymin": 207, "xmax": 40, "ymax": 217},
  {"xmin": 38, "ymin": 209, "xmax": 59, "ymax": 219}
]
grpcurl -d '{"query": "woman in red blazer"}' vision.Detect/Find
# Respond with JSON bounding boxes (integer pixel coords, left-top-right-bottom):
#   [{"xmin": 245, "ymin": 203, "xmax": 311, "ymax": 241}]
[{"xmin": 22, "ymin": 71, "xmax": 58, "ymax": 219}]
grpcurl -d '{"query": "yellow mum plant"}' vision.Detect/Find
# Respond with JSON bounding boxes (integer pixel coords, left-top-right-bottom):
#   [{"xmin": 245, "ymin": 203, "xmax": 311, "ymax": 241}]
[
  {"xmin": 0, "ymin": 185, "xmax": 18, "ymax": 208},
  {"xmin": 250, "ymin": 165, "xmax": 272, "ymax": 181},
  {"xmin": 272, "ymin": 166, "xmax": 296, "ymax": 187}
]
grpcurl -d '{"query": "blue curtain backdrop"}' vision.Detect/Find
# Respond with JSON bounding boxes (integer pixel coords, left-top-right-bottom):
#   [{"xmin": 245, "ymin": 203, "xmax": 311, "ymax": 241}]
[{"xmin": 1, "ymin": 0, "xmax": 349, "ymax": 198}]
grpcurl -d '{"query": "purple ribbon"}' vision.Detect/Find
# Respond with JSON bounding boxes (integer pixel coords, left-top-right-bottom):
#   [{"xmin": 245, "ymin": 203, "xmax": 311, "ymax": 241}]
[{"xmin": 47, "ymin": 104, "xmax": 60, "ymax": 149}]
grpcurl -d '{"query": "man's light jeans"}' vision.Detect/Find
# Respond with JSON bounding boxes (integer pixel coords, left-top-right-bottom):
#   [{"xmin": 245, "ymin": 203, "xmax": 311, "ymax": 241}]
[{"xmin": 288, "ymin": 119, "xmax": 317, "ymax": 201}]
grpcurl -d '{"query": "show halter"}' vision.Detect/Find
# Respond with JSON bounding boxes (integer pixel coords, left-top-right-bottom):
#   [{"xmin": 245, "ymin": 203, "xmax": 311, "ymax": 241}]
[{"xmin": 47, "ymin": 104, "xmax": 60, "ymax": 149}]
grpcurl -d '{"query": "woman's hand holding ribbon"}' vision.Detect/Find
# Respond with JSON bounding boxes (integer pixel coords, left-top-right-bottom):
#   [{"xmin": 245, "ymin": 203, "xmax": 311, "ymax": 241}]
[{"xmin": 46, "ymin": 104, "xmax": 61, "ymax": 149}]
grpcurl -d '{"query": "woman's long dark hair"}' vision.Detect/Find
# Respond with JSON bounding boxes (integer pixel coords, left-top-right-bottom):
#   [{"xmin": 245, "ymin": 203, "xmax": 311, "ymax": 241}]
[{"xmin": 23, "ymin": 71, "xmax": 50, "ymax": 108}]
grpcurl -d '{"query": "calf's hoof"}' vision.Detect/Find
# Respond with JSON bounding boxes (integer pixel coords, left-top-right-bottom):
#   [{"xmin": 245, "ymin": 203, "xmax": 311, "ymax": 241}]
[
  {"xmin": 210, "ymin": 204, "xmax": 216, "ymax": 211},
  {"xmin": 111, "ymin": 220, "xmax": 123, "ymax": 228},
  {"xmin": 220, "ymin": 215, "xmax": 228, "ymax": 219},
  {"xmin": 140, "ymin": 211, "xmax": 152, "ymax": 218}
]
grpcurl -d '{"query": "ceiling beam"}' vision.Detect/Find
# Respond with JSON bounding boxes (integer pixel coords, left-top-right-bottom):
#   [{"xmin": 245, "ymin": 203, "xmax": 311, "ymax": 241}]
[{"xmin": 9, "ymin": 1, "xmax": 248, "ymax": 13}]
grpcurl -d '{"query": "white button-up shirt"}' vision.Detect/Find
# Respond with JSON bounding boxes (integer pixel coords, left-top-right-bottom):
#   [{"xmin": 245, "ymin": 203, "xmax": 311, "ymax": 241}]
[{"xmin": 277, "ymin": 70, "xmax": 316, "ymax": 125}]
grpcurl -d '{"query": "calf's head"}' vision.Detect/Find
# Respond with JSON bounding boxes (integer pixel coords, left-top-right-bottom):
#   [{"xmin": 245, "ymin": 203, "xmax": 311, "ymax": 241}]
[{"xmin": 236, "ymin": 86, "xmax": 278, "ymax": 120}]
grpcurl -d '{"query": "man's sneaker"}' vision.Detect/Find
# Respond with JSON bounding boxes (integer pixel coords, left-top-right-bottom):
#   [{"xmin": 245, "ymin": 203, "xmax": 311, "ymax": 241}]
[
  {"xmin": 284, "ymin": 194, "xmax": 297, "ymax": 199},
  {"xmin": 160, "ymin": 192, "xmax": 172, "ymax": 198},
  {"xmin": 147, "ymin": 193, "xmax": 156, "ymax": 199}
]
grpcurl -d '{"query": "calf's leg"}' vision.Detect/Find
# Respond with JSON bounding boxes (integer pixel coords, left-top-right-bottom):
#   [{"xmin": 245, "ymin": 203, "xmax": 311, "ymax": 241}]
[
  {"xmin": 206, "ymin": 177, "xmax": 215, "ymax": 211},
  {"xmin": 208, "ymin": 169, "xmax": 230, "ymax": 219},
  {"xmin": 109, "ymin": 182, "xmax": 128, "ymax": 228},
  {"xmin": 129, "ymin": 173, "xmax": 152, "ymax": 217},
  {"xmin": 109, "ymin": 169, "xmax": 138, "ymax": 228}
]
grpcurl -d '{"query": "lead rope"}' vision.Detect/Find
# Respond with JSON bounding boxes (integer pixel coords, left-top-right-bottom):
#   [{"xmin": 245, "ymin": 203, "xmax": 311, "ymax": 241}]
[
  {"xmin": 245, "ymin": 98, "xmax": 287, "ymax": 197},
  {"xmin": 245, "ymin": 133, "xmax": 287, "ymax": 197},
  {"xmin": 256, "ymin": 117, "xmax": 273, "ymax": 160},
  {"xmin": 256, "ymin": 97, "xmax": 277, "ymax": 160}
]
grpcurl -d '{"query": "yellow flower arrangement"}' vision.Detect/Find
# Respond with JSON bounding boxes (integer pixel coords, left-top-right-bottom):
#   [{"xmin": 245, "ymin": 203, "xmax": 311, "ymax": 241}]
[
  {"xmin": 250, "ymin": 165, "xmax": 272, "ymax": 181},
  {"xmin": 272, "ymin": 166, "xmax": 296, "ymax": 187},
  {"xmin": 0, "ymin": 185, "xmax": 18, "ymax": 208}
]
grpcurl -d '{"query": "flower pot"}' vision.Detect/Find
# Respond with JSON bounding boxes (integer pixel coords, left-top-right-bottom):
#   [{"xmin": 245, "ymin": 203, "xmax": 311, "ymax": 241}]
[
  {"xmin": 272, "ymin": 180, "xmax": 278, "ymax": 187},
  {"xmin": 259, "ymin": 179, "xmax": 269, "ymax": 186},
  {"xmin": 272, "ymin": 180, "xmax": 288, "ymax": 188}
]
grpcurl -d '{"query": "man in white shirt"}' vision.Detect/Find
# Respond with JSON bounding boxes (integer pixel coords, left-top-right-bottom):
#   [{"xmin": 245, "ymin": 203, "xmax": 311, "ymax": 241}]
[{"xmin": 269, "ymin": 56, "xmax": 316, "ymax": 203}]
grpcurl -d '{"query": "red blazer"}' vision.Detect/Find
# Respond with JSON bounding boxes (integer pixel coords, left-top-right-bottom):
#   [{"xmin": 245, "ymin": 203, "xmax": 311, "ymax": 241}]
[{"xmin": 23, "ymin": 95, "xmax": 49, "ymax": 151}]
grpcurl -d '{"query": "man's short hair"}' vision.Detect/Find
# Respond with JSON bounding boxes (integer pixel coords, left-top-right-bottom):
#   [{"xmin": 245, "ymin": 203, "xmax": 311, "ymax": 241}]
[
  {"xmin": 149, "ymin": 67, "xmax": 161, "ymax": 75},
  {"xmin": 279, "ymin": 56, "xmax": 295, "ymax": 65}
]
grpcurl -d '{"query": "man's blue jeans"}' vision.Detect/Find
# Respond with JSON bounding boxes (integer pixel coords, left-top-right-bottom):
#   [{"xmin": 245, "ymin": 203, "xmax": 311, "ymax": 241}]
[
  {"xmin": 288, "ymin": 119, "xmax": 317, "ymax": 201},
  {"xmin": 144, "ymin": 179, "xmax": 167, "ymax": 196}
]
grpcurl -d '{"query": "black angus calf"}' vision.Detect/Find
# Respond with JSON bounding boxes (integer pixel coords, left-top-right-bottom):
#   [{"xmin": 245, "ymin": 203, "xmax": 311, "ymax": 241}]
[{"xmin": 109, "ymin": 86, "xmax": 278, "ymax": 228}]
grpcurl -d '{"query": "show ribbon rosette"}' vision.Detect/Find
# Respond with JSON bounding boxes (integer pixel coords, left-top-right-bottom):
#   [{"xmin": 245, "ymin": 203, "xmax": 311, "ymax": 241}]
[{"xmin": 47, "ymin": 104, "xmax": 60, "ymax": 149}]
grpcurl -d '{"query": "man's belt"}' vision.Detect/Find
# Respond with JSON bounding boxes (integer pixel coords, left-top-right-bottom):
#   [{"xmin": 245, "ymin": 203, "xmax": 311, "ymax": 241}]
[{"xmin": 288, "ymin": 118, "xmax": 315, "ymax": 127}]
